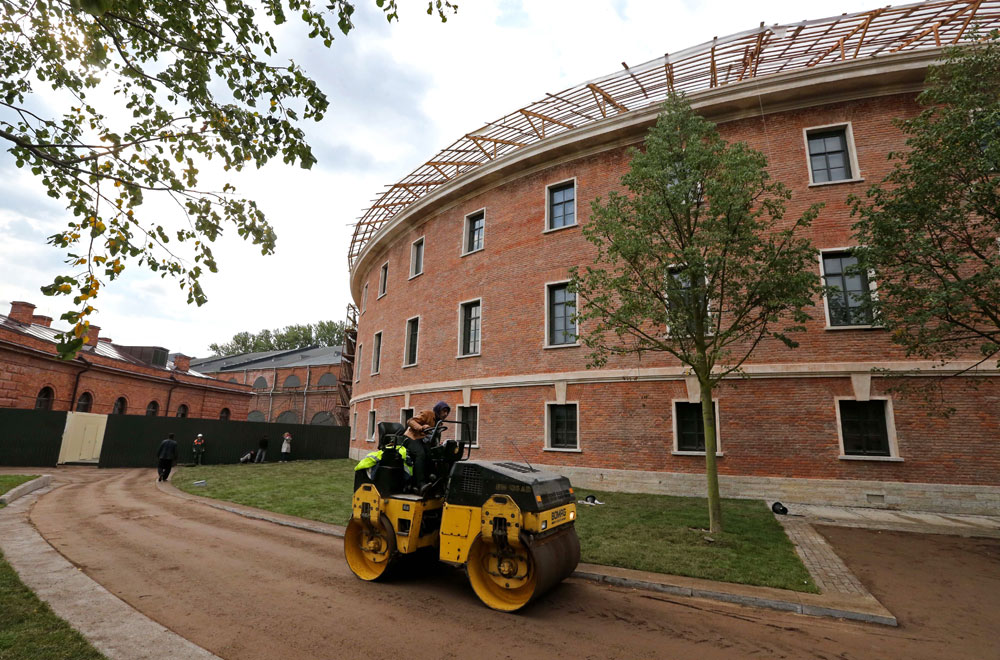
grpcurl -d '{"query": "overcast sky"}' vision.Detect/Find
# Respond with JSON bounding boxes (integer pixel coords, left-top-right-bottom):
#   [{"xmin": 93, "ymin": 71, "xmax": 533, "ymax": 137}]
[{"xmin": 0, "ymin": 0, "xmax": 858, "ymax": 357}]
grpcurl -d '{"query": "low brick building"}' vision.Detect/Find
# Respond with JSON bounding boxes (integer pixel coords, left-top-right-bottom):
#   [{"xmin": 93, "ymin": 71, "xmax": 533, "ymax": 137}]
[
  {"xmin": 0, "ymin": 301, "xmax": 250, "ymax": 419},
  {"xmin": 193, "ymin": 345, "xmax": 344, "ymax": 425},
  {"xmin": 344, "ymin": 5, "xmax": 1000, "ymax": 513}
]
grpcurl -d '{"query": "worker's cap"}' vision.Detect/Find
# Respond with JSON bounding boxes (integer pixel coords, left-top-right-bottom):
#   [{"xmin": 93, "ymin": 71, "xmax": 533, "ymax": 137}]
[{"xmin": 197, "ymin": 433, "xmax": 203, "ymax": 437}]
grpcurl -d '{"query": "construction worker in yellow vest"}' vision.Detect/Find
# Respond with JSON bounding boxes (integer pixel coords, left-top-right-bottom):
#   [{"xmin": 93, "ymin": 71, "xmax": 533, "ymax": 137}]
[{"xmin": 354, "ymin": 445, "xmax": 411, "ymax": 480}]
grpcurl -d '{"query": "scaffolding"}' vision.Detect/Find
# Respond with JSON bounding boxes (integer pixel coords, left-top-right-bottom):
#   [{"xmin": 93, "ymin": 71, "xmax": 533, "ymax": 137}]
[{"xmin": 348, "ymin": 0, "xmax": 1000, "ymax": 269}]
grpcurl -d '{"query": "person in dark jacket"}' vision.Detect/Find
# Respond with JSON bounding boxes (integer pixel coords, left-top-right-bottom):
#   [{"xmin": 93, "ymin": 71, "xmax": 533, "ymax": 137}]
[
  {"xmin": 255, "ymin": 435, "xmax": 268, "ymax": 463},
  {"xmin": 156, "ymin": 433, "xmax": 178, "ymax": 482}
]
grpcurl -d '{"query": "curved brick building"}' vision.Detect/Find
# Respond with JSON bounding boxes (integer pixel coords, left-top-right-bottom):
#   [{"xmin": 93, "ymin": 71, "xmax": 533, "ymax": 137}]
[{"xmin": 347, "ymin": 2, "xmax": 1000, "ymax": 513}]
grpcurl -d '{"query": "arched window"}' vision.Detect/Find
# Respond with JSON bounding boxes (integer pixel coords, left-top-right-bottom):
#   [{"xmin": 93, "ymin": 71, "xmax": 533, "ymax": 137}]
[
  {"xmin": 311, "ymin": 411, "xmax": 334, "ymax": 426},
  {"xmin": 247, "ymin": 411, "xmax": 266, "ymax": 422},
  {"xmin": 283, "ymin": 374, "xmax": 301, "ymax": 388},
  {"xmin": 35, "ymin": 387, "xmax": 54, "ymax": 411},
  {"xmin": 317, "ymin": 372, "xmax": 337, "ymax": 387},
  {"xmin": 75, "ymin": 392, "xmax": 93, "ymax": 413},
  {"xmin": 275, "ymin": 410, "xmax": 299, "ymax": 424},
  {"xmin": 146, "ymin": 401, "xmax": 159, "ymax": 416},
  {"xmin": 112, "ymin": 397, "xmax": 128, "ymax": 415},
  {"xmin": 252, "ymin": 376, "xmax": 268, "ymax": 389},
  {"xmin": 219, "ymin": 408, "xmax": 231, "ymax": 421},
  {"xmin": 176, "ymin": 404, "xmax": 189, "ymax": 418}
]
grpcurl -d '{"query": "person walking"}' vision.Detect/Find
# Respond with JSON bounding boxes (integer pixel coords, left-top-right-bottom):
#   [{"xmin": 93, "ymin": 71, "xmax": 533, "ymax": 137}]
[
  {"xmin": 156, "ymin": 433, "xmax": 178, "ymax": 482},
  {"xmin": 255, "ymin": 435, "xmax": 268, "ymax": 463},
  {"xmin": 280, "ymin": 432, "xmax": 292, "ymax": 462},
  {"xmin": 192, "ymin": 433, "xmax": 206, "ymax": 466}
]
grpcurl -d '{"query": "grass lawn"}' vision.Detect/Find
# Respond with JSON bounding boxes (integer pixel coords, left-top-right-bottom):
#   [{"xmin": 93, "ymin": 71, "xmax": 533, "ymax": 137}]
[
  {"xmin": 174, "ymin": 461, "xmax": 816, "ymax": 593},
  {"xmin": 0, "ymin": 478, "xmax": 105, "ymax": 660},
  {"xmin": 0, "ymin": 475, "xmax": 36, "ymax": 504}
]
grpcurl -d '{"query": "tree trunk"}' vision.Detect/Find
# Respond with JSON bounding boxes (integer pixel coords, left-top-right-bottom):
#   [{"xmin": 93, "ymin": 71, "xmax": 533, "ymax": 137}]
[{"xmin": 700, "ymin": 376, "xmax": 723, "ymax": 533}]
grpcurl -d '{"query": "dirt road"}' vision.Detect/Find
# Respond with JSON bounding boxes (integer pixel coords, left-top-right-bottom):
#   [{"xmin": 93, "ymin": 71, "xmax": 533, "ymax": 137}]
[{"xmin": 27, "ymin": 469, "xmax": 1000, "ymax": 660}]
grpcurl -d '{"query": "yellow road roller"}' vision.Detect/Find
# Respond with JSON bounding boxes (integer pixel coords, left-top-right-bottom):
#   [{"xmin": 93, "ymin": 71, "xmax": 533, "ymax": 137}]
[{"xmin": 344, "ymin": 421, "xmax": 580, "ymax": 612}]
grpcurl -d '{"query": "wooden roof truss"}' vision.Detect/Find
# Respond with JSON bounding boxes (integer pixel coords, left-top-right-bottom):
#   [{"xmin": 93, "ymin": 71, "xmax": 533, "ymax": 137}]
[{"xmin": 349, "ymin": 0, "xmax": 1000, "ymax": 267}]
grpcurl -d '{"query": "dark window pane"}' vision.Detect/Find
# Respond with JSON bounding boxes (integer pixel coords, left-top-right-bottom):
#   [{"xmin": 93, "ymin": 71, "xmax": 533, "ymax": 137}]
[
  {"xmin": 412, "ymin": 240, "xmax": 423, "ymax": 274},
  {"xmin": 807, "ymin": 129, "xmax": 852, "ymax": 182},
  {"xmin": 35, "ymin": 387, "xmax": 54, "ymax": 411},
  {"xmin": 76, "ymin": 392, "xmax": 93, "ymax": 413},
  {"xmin": 220, "ymin": 408, "xmax": 231, "ymax": 421},
  {"xmin": 372, "ymin": 333, "xmax": 382, "ymax": 372},
  {"xmin": 146, "ymin": 401, "xmax": 159, "ymax": 416},
  {"xmin": 839, "ymin": 400, "xmax": 890, "ymax": 456},
  {"xmin": 112, "ymin": 397, "xmax": 127, "ymax": 415},
  {"xmin": 176, "ymin": 404, "xmax": 188, "ymax": 418},
  {"xmin": 462, "ymin": 302, "xmax": 481, "ymax": 355},
  {"xmin": 548, "ymin": 182, "xmax": 576, "ymax": 229},
  {"xmin": 823, "ymin": 251, "xmax": 873, "ymax": 326},
  {"xmin": 548, "ymin": 284, "xmax": 577, "ymax": 345},
  {"xmin": 467, "ymin": 213, "xmax": 485, "ymax": 252},
  {"xmin": 406, "ymin": 319, "xmax": 419, "ymax": 365},
  {"xmin": 460, "ymin": 406, "xmax": 478, "ymax": 446},
  {"xmin": 676, "ymin": 402, "xmax": 706, "ymax": 451},
  {"xmin": 549, "ymin": 404, "xmax": 577, "ymax": 449}
]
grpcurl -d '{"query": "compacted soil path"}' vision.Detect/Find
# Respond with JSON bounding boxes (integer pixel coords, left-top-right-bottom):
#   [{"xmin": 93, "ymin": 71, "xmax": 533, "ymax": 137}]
[{"xmin": 27, "ymin": 468, "xmax": 999, "ymax": 660}]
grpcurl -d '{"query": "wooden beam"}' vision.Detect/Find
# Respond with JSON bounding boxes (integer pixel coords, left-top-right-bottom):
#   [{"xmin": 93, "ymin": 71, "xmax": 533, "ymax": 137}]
[
  {"xmin": 891, "ymin": 1, "xmax": 975, "ymax": 53},
  {"xmin": 664, "ymin": 57, "xmax": 675, "ymax": 94},
  {"xmin": 621, "ymin": 62, "xmax": 649, "ymax": 99},
  {"xmin": 587, "ymin": 83, "xmax": 628, "ymax": 115},
  {"xmin": 951, "ymin": 0, "xmax": 982, "ymax": 43},
  {"xmin": 710, "ymin": 38, "xmax": 718, "ymax": 87},
  {"xmin": 522, "ymin": 109, "xmax": 573, "ymax": 130}
]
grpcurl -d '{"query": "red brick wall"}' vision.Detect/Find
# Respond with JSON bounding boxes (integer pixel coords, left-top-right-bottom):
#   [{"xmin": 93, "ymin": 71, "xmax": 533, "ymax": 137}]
[
  {"xmin": 202, "ymin": 365, "xmax": 341, "ymax": 424},
  {"xmin": 0, "ymin": 329, "xmax": 250, "ymax": 420},
  {"xmin": 346, "ymin": 92, "xmax": 1000, "ymax": 488}
]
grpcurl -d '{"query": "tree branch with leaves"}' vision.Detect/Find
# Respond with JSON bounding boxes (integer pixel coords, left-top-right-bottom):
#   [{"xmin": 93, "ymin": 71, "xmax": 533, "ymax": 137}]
[
  {"xmin": 1, "ymin": 0, "xmax": 455, "ymax": 357},
  {"xmin": 570, "ymin": 96, "xmax": 823, "ymax": 533}
]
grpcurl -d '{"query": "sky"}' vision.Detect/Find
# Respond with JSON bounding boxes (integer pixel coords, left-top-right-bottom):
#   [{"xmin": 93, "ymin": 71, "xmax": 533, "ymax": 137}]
[{"xmin": 0, "ymin": 0, "xmax": 861, "ymax": 357}]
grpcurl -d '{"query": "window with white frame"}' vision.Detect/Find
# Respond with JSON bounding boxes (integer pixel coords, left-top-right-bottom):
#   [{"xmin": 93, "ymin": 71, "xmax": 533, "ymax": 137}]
[
  {"xmin": 352, "ymin": 410, "xmax": 358, "ymax": 439},
  {"xmin": 838, "ymin": 399, "xmax": 894, "ymax": 457},
  {"xmin": 378, "ymin": 262, "xmax": 388, "ymax": 297},
  {"xmin": 464, "ymin": 210, "xmax": 485, "ymax": 254},
  {"xmin": 665, "ymin": 266, "xmax": 712, "ymax": 337},
  {"xmin": 460, "ymin": 300, "xmax": 481, "ymax": 356},
  {"xmin": 371, "ymin": 332, "xmax": 382, "ymax": 374},
  {"xmin": 367, "ymin": 409, "xmax": 376, "ymax": 442},
  {"xmin": 457, "ymin": 405, "xmax": 478, "ymax": 447},
  {"xmin": 400, "ymin": 408, "xmax": 414, "ymax": 424},
  {"xmin": 361, "ymin": 282, "xmax": 368, "ymax": 313},
  {"xmin": 410, "ymin": 237, "xmax": 424, "ymax": 278},
  {"xmin": 547, "ymin": 180, "xmax": 576, "ymax": 230},
  {"xmin": 355, "ymin": 344, "xmax": 362, "ymax": 382},
  {"xmin": 673, "ymin": 401, "xmax": 721, "ymax": 453},
  {"xmin": 821, "ymin": 250, "xmax": 874, "ymax": 327},
  {"xmin": 404, "ymin": 317, "xmax": 419, "ymax": 366},
  {"xmin": 547, "ymin": 403, "xmax": 578, "ymax": 450},
  {"xmin": 547, "ymin": 283, "xmax": 577, "ymax": 346},
  {"xmin": 805, "ymin": 125, "xmax": 857, "ymax": 184}
]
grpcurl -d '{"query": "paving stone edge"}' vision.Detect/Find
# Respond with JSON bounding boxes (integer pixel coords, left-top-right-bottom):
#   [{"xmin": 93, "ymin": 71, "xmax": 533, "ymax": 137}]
[{"xmin": 0, "ymin": 474, "xmax": 51, "ymax": 505}]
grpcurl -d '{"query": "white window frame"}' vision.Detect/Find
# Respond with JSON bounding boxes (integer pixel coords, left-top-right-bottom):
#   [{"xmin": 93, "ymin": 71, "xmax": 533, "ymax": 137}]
[
  {"xmin": 367, "ymin": 408, "xmax": 376, "ymax": 443},
  {"xmin": 457, "ymin": 297, "xmax": 483, "ymax": 358},
  {"xmin": 409, "ymin": 236, "xmax": 425, "ymax": 279},
  {"xmin": 818, "ymin": 247, "xmax": 879, "ymax": 330},
  {"xmin": 834, "ymin": 396, "xmax": 903, "ymax": 461},
  {"xmin": 378, "ymin": 261, "xmax": 389, "ymax": 298},
  {"xmin": 457, "ymin": 404, "xmax": 480, "ymax": 449},
  {"xmin": 544, "ymin": 401, "xmax": 581, "ymax": 452},
  {"xmin": 371, "ymin": 331, "xmax": 382, "ymax": 375},
  {"xmin": 403, "ymin": 315, "xmax": 420, "ymax": 368},
  {"xmin": 352, "ymin": 409, "xmax": 358, "ymax": 440},
  {"xmin": 462, "ymin": 208, "xmax": 486, "ymax": 256},
  {"xmin": 543, "ymin": 177, "xmax": 578, "ymax": 233},
  {"xmin": 544, "ymin": 280, "xmax": 580, "ymax": 349},
  {"xmin": 671, "ymin": 399, "xmax": 723, "ymax": 456},
  {"xmin": 361, "ymin": 282, "xmax": 368, "ymax": 314},
  {"xmin": 664, "ymin": 265, "xmax": 716, "ymax": 338},
  {"xmin": 354, "ymin": 344, "xmax": 363, "ymax": 383},
  {"xmin": 803, "ymin": 122, "xmax": 863, "ymax": 187},
  {"xmin": 400, "ymin": 407, "xmax": 414, "ymax": 425}
]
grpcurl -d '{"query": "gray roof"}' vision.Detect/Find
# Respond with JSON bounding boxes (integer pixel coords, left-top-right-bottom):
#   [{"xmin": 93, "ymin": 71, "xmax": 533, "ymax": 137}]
[
  {"xmin": 194, "ymin": 345, "xmax": 343, "ymax": 372},
  {"xmin": 0, "ymin": 314, "xmax": 200, "ymax": 375}
]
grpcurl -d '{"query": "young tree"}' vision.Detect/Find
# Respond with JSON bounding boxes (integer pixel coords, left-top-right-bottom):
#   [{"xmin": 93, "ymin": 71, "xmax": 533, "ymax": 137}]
[
  {"xmin": 2, "ymin": 0, "xmax": 454, "ymax": 357},
  {"xmin": 570, "ymin": 97, "xmax": 823, "ymax": 533},
  {"xmin": 851, "ymin": 32, "xmax": 1000, "ymax": 370}
]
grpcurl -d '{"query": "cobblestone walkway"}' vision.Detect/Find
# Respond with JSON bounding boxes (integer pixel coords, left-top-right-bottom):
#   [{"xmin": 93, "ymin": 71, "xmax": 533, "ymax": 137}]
[{"xmin": 778, "ymin": 517, "xmax": 869, "ymax": 596}]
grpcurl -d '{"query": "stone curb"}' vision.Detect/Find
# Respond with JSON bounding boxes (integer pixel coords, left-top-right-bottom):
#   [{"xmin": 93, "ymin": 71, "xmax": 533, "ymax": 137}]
[
  {"xmin": 0, "ymin": 487, "xmax": 221, "ymax": 660},
  {"xmin": 0, "ymin": 474, "xmax": 51, "ymax": 505},
  {"xmin": 162, "ymin": 480, "xmax": 897, "ymax": 626},
  {"xmin": 572, "ymin": 571, "xmax": 897, "ymax": 626}
]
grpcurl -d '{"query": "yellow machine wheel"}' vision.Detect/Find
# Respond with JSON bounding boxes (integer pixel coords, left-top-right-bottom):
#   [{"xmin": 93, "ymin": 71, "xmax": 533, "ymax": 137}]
[
  {"xmin": 344, "ymin": 515, "xmax": 397, "ymax": 581},
  {"xmin": 466, "ymin": 536, "xmax": 538, "ymax": 612}
]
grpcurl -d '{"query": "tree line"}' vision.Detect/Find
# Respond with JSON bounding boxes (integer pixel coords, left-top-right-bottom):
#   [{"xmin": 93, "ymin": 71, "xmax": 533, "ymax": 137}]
[{"xmin": 208, "ymin": 320, "xmax": 347, "ymax": 356}]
